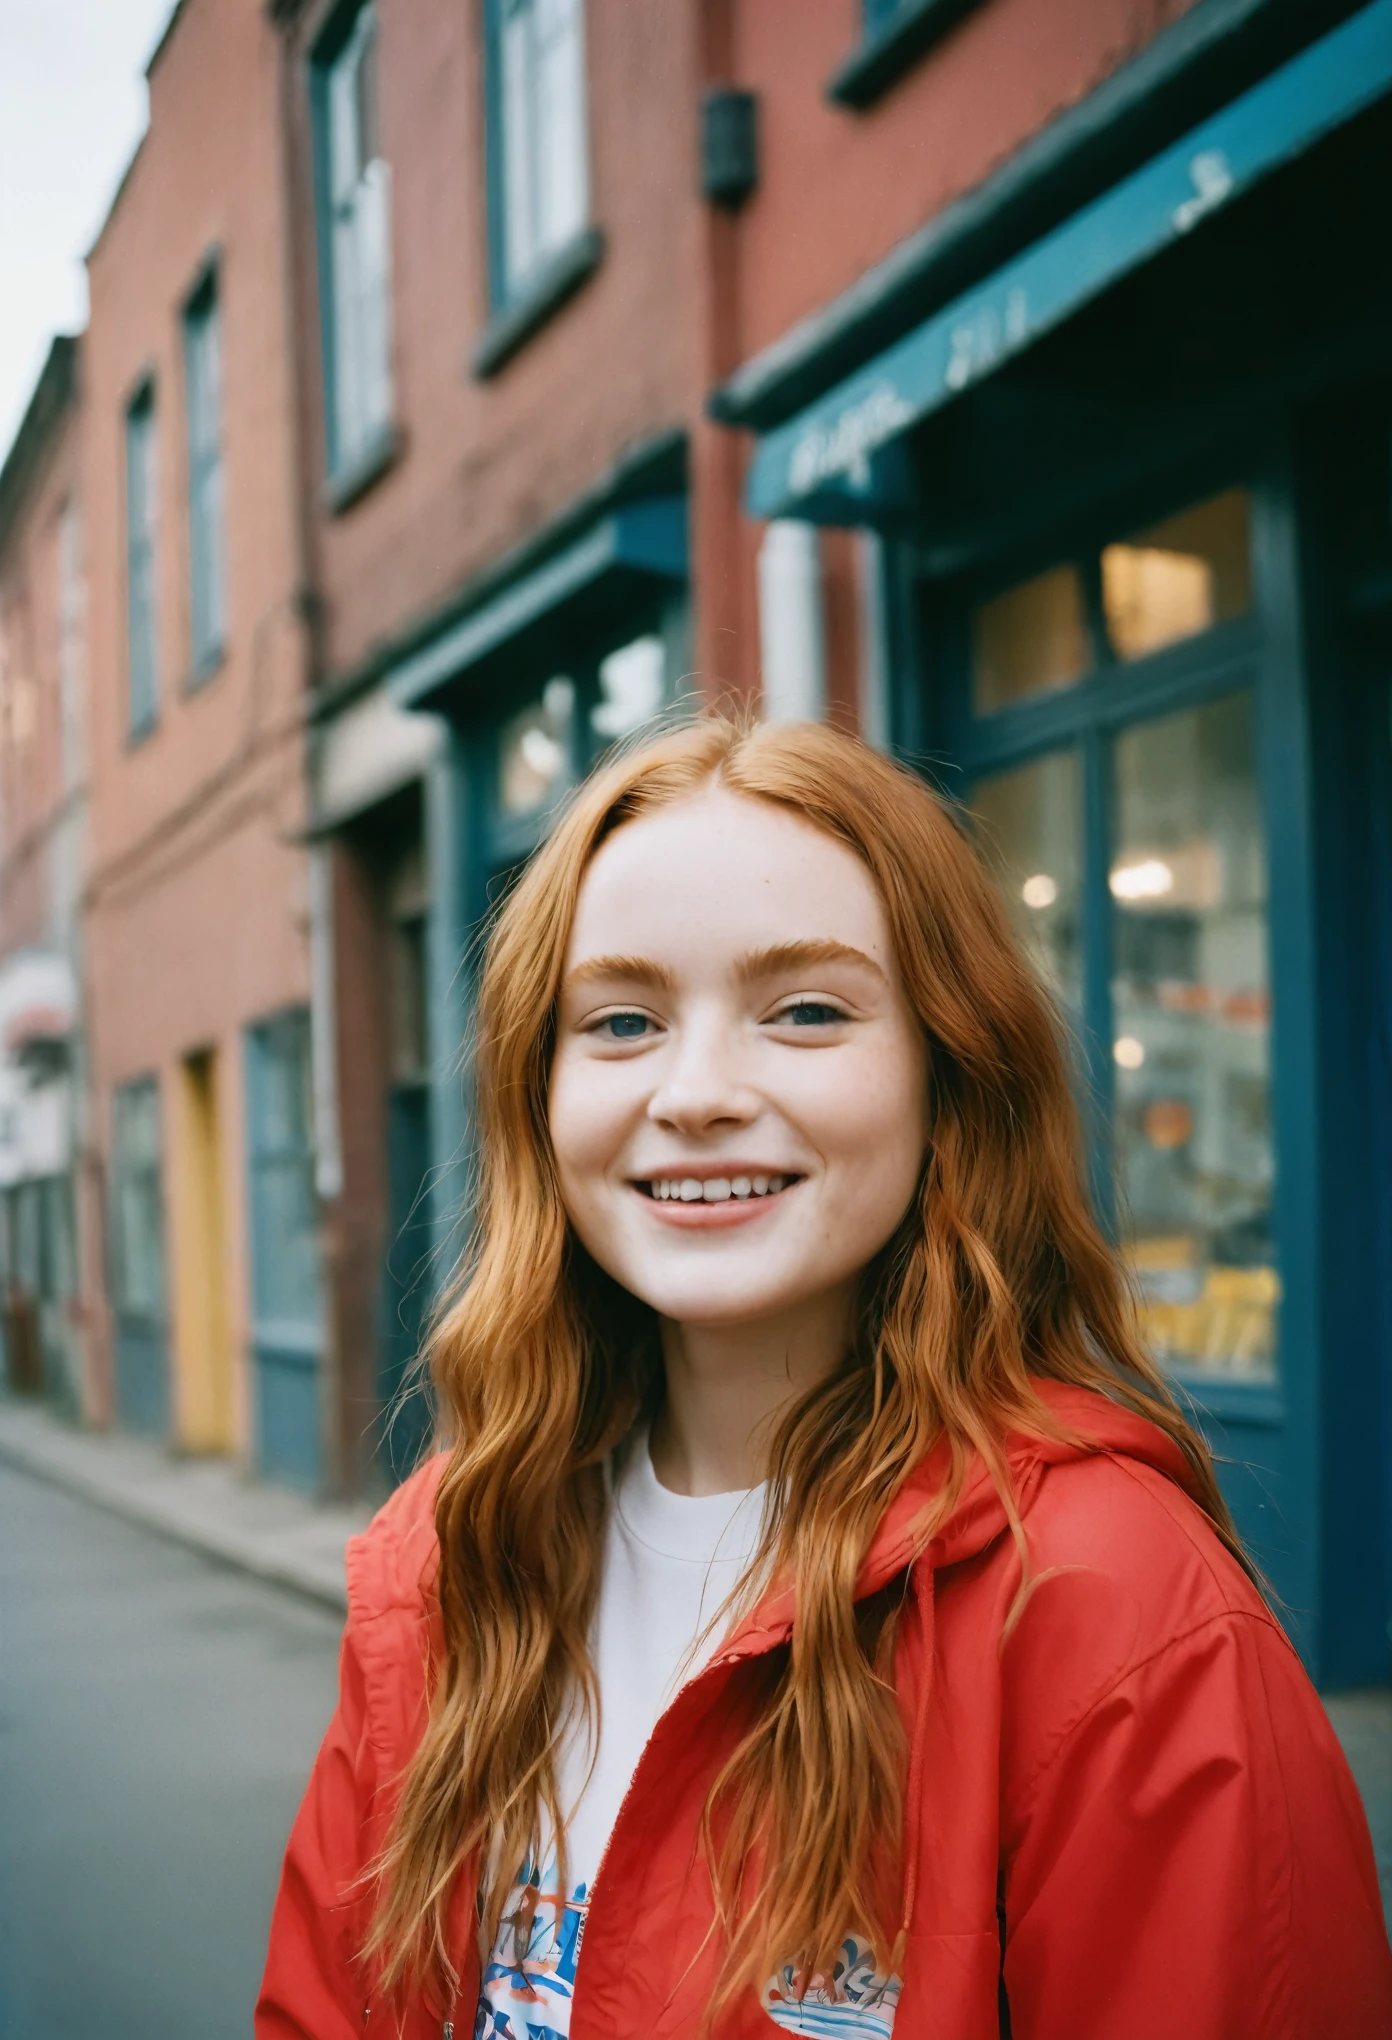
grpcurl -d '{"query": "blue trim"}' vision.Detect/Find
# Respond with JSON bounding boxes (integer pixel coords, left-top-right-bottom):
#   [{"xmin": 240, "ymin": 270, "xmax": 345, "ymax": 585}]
[
  {"xmin": 749, "ymin": 0, "xmax": 1392, "ymax": 519},
  {"xmin": 387, "ymin": 498, "xmax": 687, "ymax": 712}
]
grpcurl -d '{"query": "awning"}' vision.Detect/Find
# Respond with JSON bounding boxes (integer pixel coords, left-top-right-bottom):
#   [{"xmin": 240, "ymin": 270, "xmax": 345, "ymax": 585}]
[
  {"xmin": 746, "ymin": 0, "xmax": 1392, "ymax": 524},
  {"xmin": 388, "ymin": 497, "xmax": 687, "ymax": 715}
]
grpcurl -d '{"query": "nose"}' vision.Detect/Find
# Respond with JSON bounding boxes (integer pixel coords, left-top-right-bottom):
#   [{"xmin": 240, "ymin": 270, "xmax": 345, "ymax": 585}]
[{"xmin": 646, "ymin": 1008, "xmax": 759, "ymax": 1137}]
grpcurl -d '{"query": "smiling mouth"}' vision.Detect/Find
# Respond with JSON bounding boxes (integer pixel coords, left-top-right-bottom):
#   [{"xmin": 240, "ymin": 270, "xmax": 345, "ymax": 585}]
[{"xmin": 635, "ymin": 1173, "xmax": 801, "ymax": 1204}]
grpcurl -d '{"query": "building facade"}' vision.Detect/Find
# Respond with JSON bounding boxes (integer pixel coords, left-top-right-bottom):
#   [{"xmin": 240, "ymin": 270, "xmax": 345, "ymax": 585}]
[
  {"xmin": 3, "ymin": 0, "xmax": 1387, "ymax": 1688},
  {"xmin": 81, "ymin": 0, "xmax": 324, "ymax": 1480},
  {"xmin": 713, "ymin": 0, "xmax": 1392, "ymax": 1687},
  {"xmin": 0, "ymin": 337, "xmax": 95, "ymax": 1420}
]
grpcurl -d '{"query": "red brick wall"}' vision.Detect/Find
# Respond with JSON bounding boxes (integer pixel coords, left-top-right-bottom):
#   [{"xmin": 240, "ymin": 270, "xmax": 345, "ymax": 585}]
[{"xmin": 284, "ymin": 0, "xmax": 709, "ymax": 685}]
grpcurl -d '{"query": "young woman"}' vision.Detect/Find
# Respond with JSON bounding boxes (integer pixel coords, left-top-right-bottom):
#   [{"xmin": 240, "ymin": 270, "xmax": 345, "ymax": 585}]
[{"xmin": 258, "ymin": 716, "xmax": 1390, "ymax": 2040}]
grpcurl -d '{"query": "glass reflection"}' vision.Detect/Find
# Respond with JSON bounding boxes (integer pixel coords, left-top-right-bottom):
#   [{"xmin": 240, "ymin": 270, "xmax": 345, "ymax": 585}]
[
  {"xmin": 1112, "ymin": 691, "xmax": 1276, "ymax": 1378},
  {"xmin": 971, "ymin": 747, "xmax": 1082, "ymax": 1018},
  {"xmin": 971, "ymin": 564, "xmax": 1090, "ymax": 714},
  {"xmin": 592, "ymin": 634, "xmax": 665, "ymax": 740},
  {"xmin": 1102, "ymin": 488, "xmax": 1251, "ymax": 663},
  {"xmin": 499, "ymin": 676, "xmax": 575, "ymax": 817}
]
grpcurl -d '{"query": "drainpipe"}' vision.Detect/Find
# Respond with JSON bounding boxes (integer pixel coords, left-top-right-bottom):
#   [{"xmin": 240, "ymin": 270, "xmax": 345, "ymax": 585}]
[{"xmin": 757, "ymin": 520, "xmax": 827, "ymax": 722}]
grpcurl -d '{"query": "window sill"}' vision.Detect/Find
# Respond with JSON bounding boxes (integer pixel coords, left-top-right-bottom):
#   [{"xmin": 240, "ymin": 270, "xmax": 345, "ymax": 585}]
[
  {"xmin": 126, "ymin": 716, "xmax": 158, "ymax": 752},
  {"xmin": 1167, "ymin": 1370, "xmax": 1285, "ymax": 1431},
  {"xmin": 470, "ymin": 225, "xmax": 604, "ymax": 381},
  {"xmin": 827, "ymin": 0, "xmax": 982, "ymax": 110},
  {"xmin": 322, "ymin": 424, "xmax": 400, "ymax": 518}
]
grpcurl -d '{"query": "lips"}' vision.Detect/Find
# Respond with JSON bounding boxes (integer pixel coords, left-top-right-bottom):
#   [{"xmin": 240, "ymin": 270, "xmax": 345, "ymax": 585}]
[{"xmin": 640, "ymin": 1173, "xmax": 797, "ymax": 1204}]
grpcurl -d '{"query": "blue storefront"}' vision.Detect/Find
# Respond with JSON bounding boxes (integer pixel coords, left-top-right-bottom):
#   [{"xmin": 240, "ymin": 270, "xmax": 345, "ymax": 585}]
[{"xmin": 723, "ymin": 2, "xmax": 1392, "ymax": 1687}]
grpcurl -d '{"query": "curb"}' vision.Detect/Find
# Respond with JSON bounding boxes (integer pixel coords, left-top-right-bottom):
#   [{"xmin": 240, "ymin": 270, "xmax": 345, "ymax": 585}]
[{"xmin": 0, "ymin": 1420, "xmax": 351, "ymax": 1613}]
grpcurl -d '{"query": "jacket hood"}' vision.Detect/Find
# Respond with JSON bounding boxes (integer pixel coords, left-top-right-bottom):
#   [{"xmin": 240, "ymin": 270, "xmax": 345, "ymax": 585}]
[{"xmin": 720, "ymin": 1378, "xmax": 1200, "ymax": 1660}]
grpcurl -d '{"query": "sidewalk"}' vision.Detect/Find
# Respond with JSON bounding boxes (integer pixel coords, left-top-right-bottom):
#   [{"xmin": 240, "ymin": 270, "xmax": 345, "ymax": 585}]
[
  {"xmin": 0, "ymin": 1392, "xmax": 373, "ymax": 1609},
  {"xmin": 0, "ymin": 1389, "xmax": 1387, "ymax": 1918}
]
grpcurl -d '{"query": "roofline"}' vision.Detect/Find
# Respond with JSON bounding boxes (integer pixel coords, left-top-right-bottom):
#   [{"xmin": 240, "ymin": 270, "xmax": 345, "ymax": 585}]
[
  {"xmin": 708, "ymin": 0, "xmax": 1366, "ymax": 432},
  {"xmin": 0, "ymin": 337, "xmax": 80, "ymax": 558},
  {"xmin": 85, "ymin": 0, "xmax": 191, "ymax": 266}
]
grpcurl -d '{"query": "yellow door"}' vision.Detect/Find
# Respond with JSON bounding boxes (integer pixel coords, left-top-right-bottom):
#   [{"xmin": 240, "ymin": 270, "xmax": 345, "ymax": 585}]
[{"xmin": 172, "ymin": 1048, "xmax": 233, "ymax": 1452}]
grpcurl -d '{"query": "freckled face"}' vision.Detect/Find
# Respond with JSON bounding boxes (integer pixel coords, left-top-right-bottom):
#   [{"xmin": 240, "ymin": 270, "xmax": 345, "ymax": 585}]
[{"xmin": 547, "ymin": 788, "xmax": 930, "ymax": 1329}]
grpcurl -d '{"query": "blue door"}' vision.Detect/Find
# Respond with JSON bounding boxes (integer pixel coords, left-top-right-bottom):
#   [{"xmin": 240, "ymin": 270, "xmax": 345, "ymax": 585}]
[
  {"xmin": 110, "ymin": 1074, "xmax": 170, "ymax": 1436},
  {"xmin": 245, "ymin": 1009, "xmax": 325, "ymax": 1489}
]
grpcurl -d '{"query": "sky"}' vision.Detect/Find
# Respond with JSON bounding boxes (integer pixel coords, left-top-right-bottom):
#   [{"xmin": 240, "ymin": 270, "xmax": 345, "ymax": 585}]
[{"xmin": 0, "ymin": 0, "xmax": 178, "ymax": 466}]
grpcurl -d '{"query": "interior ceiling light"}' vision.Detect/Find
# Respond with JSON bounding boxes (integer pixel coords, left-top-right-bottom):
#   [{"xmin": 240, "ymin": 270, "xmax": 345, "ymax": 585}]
[{"xmin": 1109, "ymin": 857, "xmax": 1174, "ymax": 901}]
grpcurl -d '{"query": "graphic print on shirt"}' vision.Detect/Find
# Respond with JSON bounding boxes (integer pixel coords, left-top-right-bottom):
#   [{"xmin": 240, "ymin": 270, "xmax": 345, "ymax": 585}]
[
  {"xmin": 475, "ymin": 1855, "xmax": 587, "ymax": 2040},
  {"xmin": 761, "ymin": 1938, "xmax": 901, "ymax": 2038}
]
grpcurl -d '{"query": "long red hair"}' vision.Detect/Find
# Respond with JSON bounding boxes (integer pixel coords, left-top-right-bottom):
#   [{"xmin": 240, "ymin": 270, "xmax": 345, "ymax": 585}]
[{"xmin": 367, "ymin": 713, "xmax": 1246, "ymax": 2005}]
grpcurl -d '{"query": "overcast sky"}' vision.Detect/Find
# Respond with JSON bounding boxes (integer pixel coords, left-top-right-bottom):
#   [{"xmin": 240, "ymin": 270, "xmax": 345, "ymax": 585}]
[{"xmin": 0, "ymin": 0, "xmax": 178, "ymax": 464}]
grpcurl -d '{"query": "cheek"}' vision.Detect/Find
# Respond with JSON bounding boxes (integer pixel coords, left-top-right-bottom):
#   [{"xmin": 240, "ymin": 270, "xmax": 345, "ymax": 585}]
[{"xmin": 547, "ymin": 1053, "xmax": 633, "ymax": 1193}]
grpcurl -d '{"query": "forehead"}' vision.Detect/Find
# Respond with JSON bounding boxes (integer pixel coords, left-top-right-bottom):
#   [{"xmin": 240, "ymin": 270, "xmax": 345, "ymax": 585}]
[{"xmin": 564, "ymin": 787, "xmax": 895, "ymax": 969}]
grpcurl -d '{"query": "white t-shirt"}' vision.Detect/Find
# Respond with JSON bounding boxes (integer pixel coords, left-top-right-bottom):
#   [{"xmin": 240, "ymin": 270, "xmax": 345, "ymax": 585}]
[{"xmin": 475, "ymin": 1436, "xmax": 764, "ymax": 2040}]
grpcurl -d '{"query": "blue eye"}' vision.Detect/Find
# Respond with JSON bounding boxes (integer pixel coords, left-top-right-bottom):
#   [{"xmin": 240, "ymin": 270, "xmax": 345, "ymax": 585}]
[
  {"xmin": 599, "ymin": 1012, "xmax": 651, "ymax": 1039},
  {"xmin": 780, "ymin": 1001, "xmax": 845, "ymax": 1027}
]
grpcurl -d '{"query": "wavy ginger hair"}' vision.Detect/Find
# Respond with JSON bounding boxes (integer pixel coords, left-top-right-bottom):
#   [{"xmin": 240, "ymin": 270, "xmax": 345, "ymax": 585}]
[{"xmin": 367, "ymin": 713, "xmax": 1246, "ymax": 2008}]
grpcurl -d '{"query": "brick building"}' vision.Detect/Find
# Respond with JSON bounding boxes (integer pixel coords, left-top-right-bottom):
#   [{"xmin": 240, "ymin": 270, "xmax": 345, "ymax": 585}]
[
  {"xmin": 3, "ymin": 0, "xmax": 1387, "ymax": 1687},
  {"xmin": 81, "ymin": 0, "xmax": 323, "ymax": 1475},
  {"xmin": 710, "ymin": 0, "xmax": 1392, "ymax": 1686},
  {"xmin": 0, "ymin": 336, "xmax": 94, "ymax": 1419}
]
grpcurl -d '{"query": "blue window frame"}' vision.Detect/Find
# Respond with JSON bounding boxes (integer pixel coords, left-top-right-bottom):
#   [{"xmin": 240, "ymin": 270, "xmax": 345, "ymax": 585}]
[
  {"xmin": 941, "ymin": 484, "xmax": 1291, "ymax": 1407},
  {"xmin": 829, "ymin": 0, "xmax": 984, "ymax": 109},
  {"xmin": 245, "ymin": 1007, "xmax": 324, "ymax": 1488},
  {"xmin": 182, "ymin": 270, "xmax": 226, "ymax": 676},
  {"xmin": 124, "ymin": 383, "xmax": 158, "ymax": 739},
  {"xmin": 484, "ymin": 0, "xmax": 589, "ymax": 307},
  {"xmin": 311, "ymin": 0, "xmax": 393, "ymax": 485}
]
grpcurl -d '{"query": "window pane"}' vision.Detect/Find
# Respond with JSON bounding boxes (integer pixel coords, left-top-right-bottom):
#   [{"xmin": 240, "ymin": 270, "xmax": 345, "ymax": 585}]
[
  {"xmin": 325, "ymin": 5, "xmax": 392, "ymax": 471},
  {"xmin": 247, "ymin": 1011, "xmax": 322, "ymax": 1331},
  {"xmin": 1102, "ymin": 488, "xmax": 1252, "ymax": 663},
  {"xmin": 498, "ymin": 0, "xmax": 587, "ymax": 298},
  {"xmin": 184, "ymin": 287, "xmax": 225, "ymax": 667},
  {"xmin": 1112, "ymin": 691, "xmax": 1276, "ymax": 1379},
  {"xmin": 592, "ymin": 634, "xmax": 665, "ymax": 739},
  {"xmin": 125, "ymin": 394, "xmax": 158, "ymax": 734},
  {"xmin": 499, "ymin": 676, "xmax": 575, "ymax": 816},
  {"xmin": 971, "ymin": 564, "xmax": 1090, "ymax": 714},
  {"xmin": 969, "ymin": 748, "xmax": 1083, "ymax": 1018}
]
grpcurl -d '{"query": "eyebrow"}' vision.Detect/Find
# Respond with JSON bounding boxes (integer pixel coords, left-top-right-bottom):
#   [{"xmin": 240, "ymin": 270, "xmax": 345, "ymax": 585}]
[
  {"xmin": 735, "ymin": 940, "xmax": 888, "ymax": 986},
  {"xmin": 561, "ymin": 954, "xmax": 677, "ymax": 995}
]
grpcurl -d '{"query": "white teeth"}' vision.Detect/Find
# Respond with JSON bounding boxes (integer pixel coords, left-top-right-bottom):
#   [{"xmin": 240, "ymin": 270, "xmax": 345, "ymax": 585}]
[{"xmin": 646, "ymin": 1173, "xmax": 793, "ymax": 1200}]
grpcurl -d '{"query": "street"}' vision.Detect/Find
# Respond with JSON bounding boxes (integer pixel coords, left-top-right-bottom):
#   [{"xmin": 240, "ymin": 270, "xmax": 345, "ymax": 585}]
[{"xmin": 0, "ymin": 1460, "xmax": 342, "ymax": 2039}]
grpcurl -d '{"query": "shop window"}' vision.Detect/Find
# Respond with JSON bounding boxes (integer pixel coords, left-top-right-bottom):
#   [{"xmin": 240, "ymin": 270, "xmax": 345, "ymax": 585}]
[
  {"xmin": 591, "ymin": 633, "xmax": 666, "ymax": 740},
  {"xmin": 970, "ymin": 747, "xmax": 1083, "ymax": 1018},
  {"xmin": 499, "ymin": 676, "xmax": 577, "ymax": 817},
  {"xmin": 315, "ymin": 1, "xmax": 393, "ymax": 482},
  {"xmin": 182, "ymin": 270, "xmax": 226, "ymax": 676},
  {"xmin": 1111, "ymin": 694, "xmax": 1274, "ymax": 1377},
  {"xmin": 970, "ymin": 488, "xmax": 1252, "ymax": 715},
  {"xmin": 489, "ymin": 0, "xmax": 589, "ymax": 304},
  {"xmin": 112, "ymin": 1076, "xmax": 165, "ymax": 1318},
  {"xmin": 1101, "ymin": 489, "xmax": 1252, "ymax": 662},
  {"xmin": 971, "ymin": 564, "xmax": 1090, "ymax": 714},
  {"xmin": 959, "ymin": 481, "xmax": 1274, "ymax": 1385},
  {"xmin": 124, "ymin": 384, "xmax": 158, "ymax": 739}
]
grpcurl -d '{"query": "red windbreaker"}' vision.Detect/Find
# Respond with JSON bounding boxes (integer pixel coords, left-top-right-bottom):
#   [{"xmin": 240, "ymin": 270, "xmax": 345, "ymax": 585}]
[{"xmin": 257, "ymin": 1382, "xmax": 1392, "ymax": 2038}]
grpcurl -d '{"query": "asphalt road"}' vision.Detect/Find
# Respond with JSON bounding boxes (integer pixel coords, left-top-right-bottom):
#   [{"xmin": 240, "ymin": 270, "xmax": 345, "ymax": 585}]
[{"xmin": 0, "ymin": 1460, "xmax": 343, "ymax": 2040}]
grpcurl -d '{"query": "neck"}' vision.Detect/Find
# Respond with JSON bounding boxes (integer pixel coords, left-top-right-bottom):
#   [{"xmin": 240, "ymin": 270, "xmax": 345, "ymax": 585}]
[{"xmin": 649, "ymin": 1286, "xmax": 854, "ymax": 1496}]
